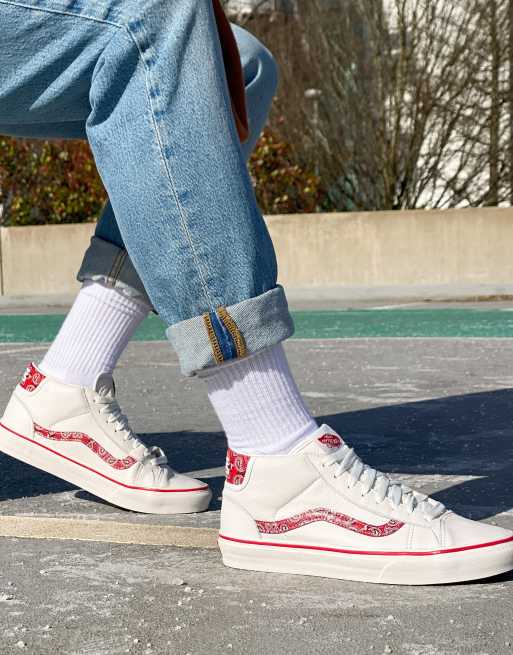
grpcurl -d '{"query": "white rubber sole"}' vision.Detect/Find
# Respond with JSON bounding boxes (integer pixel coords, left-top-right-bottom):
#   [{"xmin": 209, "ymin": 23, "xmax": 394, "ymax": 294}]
[
  {"xmin": 0, "ymin": 422, "xmax": 212, "ymax": 515},
  {"xmin": 218, "ymin": 534, "xmax": 513, "ymax": 585}
]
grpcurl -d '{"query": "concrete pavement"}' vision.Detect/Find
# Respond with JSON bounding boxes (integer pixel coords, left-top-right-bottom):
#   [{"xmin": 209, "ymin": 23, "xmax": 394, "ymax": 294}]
[{"xmin": 0, "ymin": 338, "xmax": 513, "ymax": 654}]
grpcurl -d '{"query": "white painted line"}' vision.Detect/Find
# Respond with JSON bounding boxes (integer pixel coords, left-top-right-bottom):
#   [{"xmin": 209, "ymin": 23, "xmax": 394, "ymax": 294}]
[
  {"xmin": 0, "ymin": 346, "xmax": 48, "ymax": 355},
  {"xmin": 370, "ymin": 303, "xmax": 425, "ymax": 310},
  {"xmin": 185, "ymin": 466, "xmax": 225, "ymax": 479},
  {"xmin": 0, "ymin": 515, "xmax": 218, "ymax": 549}
]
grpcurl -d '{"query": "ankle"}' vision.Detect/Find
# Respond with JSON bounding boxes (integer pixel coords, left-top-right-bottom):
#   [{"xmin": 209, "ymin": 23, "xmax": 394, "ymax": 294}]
[
  {"xmin": 204, "ymin": 344, "xmax": 317, "ymax": 455},
  {"xmin": 40, "ymin": 281, "xmax": 149, "ymax": 389}
]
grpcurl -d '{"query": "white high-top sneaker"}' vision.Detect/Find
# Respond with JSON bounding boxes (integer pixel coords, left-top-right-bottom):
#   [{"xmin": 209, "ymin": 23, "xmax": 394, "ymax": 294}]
[
  {"xmin": 0, "ymin": 363, "xmax": 212, "ymax": 514},
  {"xmin": 219, "ymin": 425, "xmax": 513, "ymax": 584}
]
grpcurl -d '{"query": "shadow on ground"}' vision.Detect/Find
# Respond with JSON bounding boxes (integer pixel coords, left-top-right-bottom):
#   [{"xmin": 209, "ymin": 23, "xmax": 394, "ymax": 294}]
[{"xmin": 1, "ymin": 388, "xmax": 513, "ymax": 519}]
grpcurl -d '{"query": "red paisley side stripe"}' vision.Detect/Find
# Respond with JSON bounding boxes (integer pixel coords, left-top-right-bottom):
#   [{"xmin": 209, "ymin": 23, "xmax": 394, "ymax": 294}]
[
  {"xmin": 0, "ymin": 422, "xmax": 209, "ymax": 493},
  {"xmin": 256, "ymin": 508, "xmax": 404, "ymax": 537},
  {"xmin": 33, "ymin": 423, "xmax": 138, "ymax": 471}
]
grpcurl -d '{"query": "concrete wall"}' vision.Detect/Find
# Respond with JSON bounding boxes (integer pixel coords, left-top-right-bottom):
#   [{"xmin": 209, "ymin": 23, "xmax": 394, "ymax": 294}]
[
  {"xmin": 267, "ymin": 207, "xmax": 513, "ymax": 288},
  {"xmin": 0, "ymin": 224, "xmax": 94, "ymax": 297},
  {"xmin": 1, "ymin": 207, "xmax": 513, "ymax": 299}
]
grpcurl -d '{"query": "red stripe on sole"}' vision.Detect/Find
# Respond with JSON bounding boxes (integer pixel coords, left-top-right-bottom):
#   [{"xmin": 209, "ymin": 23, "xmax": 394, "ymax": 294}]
[
  {"xmin": 218, "ymin": 533, "xmax": 513, "ymax": 557},
  {"xmin": 0, "ymin": 422, "xmax": 209, "ymax": 494}
]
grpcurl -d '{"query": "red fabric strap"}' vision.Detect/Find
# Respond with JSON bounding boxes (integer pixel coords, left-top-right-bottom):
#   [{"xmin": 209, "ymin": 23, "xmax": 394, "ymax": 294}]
[{"xmin": 212, "ymin": 0, "xmax": 250, "ymax": 144}]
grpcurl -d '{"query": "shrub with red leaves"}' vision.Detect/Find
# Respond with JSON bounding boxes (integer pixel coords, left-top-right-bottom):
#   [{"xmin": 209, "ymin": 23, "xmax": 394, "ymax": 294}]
[
  {"xmin": 0, "ymin": 129, "xmax": 322, "ymax": 226},
  {"xmin": 249, "ymin": 127, "xmax": 324, "ymax": 214},
  {"xmin": 0, "ymin": 138, "xmax": 106, "ymax": 226}
]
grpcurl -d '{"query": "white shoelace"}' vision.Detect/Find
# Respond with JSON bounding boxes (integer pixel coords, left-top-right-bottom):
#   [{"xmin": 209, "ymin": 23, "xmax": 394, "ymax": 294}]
[
  {"xmin": 93, "ymin": 395, "xmax": 168, "ymax": 467},
  {"xmin": 323, "ymin": 444, "xmax": 445, "ymax": 520}
]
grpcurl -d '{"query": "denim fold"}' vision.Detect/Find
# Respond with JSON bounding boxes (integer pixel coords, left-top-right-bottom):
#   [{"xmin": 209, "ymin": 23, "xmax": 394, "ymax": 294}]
[
  {"xmin": 167, "ymin": 286, "xmax": 294, "ymax": 376},
  {"xmin": 77, "ymin": 236, "xmax": 152, "ymax": 306}
]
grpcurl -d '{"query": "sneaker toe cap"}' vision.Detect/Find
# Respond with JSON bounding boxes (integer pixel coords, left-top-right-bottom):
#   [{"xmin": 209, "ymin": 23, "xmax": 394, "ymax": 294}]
[
  {"xmin": 442, "ymin": 511, "xmax": 513, "ymax": 550},
  {"xmin": 168, "ymin": 471, "xmax": 211, "ymax": 493},
  {"xmin": 147, "ymin": 463, "xmax": 208, "ymax": 490}
]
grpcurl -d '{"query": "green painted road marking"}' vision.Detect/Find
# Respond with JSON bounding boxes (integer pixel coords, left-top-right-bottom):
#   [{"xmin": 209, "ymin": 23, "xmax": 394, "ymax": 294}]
[
  {"xmin": 2, "ymin": 309, "xmax": 513, "ymax": 343},
  {"xmin": 293, "ymin": 309, "xmax": 513, "ymax": 338}
]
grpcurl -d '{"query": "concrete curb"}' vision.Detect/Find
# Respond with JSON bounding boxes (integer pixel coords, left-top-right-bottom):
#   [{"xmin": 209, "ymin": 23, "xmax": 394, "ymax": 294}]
[{"xmin": 0, "ymin": 515, "xmax": 219, "ymax": 548}]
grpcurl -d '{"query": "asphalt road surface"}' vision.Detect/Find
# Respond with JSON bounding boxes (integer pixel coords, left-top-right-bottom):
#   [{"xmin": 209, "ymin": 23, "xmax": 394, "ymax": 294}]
[{"xmin": 0, "ymin": 326, "xmax": 512, "ymax": 655}]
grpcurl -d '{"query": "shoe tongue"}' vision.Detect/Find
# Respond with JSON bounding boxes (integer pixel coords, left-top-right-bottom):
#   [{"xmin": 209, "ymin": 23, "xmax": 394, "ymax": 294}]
[
  {"xmin": 290, "ymin": 424, "xmax": 345, "ymax": 455},
  {"xmin": 93, "ymin": 373, "xmax": 116, "ymax": 398}
]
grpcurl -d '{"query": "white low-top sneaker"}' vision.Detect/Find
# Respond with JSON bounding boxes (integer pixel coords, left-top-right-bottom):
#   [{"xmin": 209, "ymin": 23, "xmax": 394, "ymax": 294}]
[
  {"xmin": 0, "ymin": 363, "xmax": 212, "ymax": 514},
  {"xmin": 219, "ymin": 424, "xmax": 513, "ymax": 584}
]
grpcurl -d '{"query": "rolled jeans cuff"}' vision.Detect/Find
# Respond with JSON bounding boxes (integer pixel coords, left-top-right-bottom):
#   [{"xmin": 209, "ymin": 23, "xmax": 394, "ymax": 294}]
[
  {"xmin": 166, "ymin": 285, "xmax": 295, "ymax": 376},
  {"xmin": 77, "ymin": 236, "xmax": 152, "ymax": 307}
]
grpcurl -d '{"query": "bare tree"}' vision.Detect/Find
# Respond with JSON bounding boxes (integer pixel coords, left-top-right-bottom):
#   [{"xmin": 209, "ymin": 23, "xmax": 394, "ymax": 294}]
[
  {"xmin": 488, "ymin": 0, "xmax": 501, "ymax": 206},
  {"xmin": 243, "ymin": 0, "xmax": 513, "ymax": 210},
  {"xmin": 223, "ymin": 0, "xmax": 285, "ymax": 22}
]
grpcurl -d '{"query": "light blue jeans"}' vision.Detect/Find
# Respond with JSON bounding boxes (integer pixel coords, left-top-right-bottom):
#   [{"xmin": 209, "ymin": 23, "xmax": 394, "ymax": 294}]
[{"xmin": 0, "ymin": 0, "xmax": 294, "ymax": 375}]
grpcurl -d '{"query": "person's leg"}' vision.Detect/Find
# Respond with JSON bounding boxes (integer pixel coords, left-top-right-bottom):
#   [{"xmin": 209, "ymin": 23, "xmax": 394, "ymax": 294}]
[
  {"xmin": 43, "ymin": 23, "xmax": 279, "ymax": 388},
  {"xmin": 201, "ymin": 344, "xmax": 318, "ymax": 454},
  {"xmin": 70, "ymin": 18, "xmax": 317, "ymax": 455},
  {"xmin": 76, "ymin": 22, "xmax": 278, "ymax": 296},
  {"xmin": 82, "ymin": 22, "xmax": 278, "ymax": 300},
  {"xmin": 39, "ymin": 281, "xmax": 150, "ymax": 387},
  {"xmin": 85, "ymin": 0, "xmax": 284, "ymax": 340}
]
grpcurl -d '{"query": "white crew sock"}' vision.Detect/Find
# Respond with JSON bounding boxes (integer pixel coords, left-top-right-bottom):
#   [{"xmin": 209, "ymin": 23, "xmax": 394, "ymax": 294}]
[
  {"xmin": 39, "ymin": 281, "xmax": 150, "ymax": 388},
  {"xmin": 202, "ymin": 343, "xmax": 318, "ymax": 455}
]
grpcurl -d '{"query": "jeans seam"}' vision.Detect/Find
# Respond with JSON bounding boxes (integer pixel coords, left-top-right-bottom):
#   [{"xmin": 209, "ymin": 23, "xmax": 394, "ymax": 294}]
[
  {"xmin": 122, "ymin": 20, "xmax": 219, "ymax": 313},
  {"xmin": 108, "ymin": 249, "xmax": 127, "ymax": 284},
  {"xmin": 0, "ymin": 0, "xmax": 123, "ymax": 28}
]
